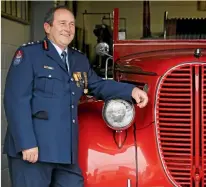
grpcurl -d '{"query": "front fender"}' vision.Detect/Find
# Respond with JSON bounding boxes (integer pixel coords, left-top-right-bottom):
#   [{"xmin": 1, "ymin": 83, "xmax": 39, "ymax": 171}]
[
  {"xmin": 78, "ymin": 100, "xmax": 137, "ymax": 187},
  {"xmin": 78, "ymin": 100, "xmax": 172, "ymax": 187}
]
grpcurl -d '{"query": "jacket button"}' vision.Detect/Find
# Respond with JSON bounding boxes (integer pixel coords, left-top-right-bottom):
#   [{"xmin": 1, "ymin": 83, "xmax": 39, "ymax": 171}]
[
  {"xmin": 71, "ymin": 78, "xmax": 74, "ymax": 81},
  {"xmin": 72, "ymin": 92, "xmax": 75, "ymax": 95},
  {"xmin": 72, "ymin": 119, "xmax": 75, "ymax": 123},
  {"xmin": 71, "ymin": 105, "xmax": 74, "ymax": 108}
]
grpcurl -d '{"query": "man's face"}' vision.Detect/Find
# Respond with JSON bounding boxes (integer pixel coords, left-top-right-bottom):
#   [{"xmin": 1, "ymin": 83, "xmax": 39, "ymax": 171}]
[{"xmin": 44, "ymin": 9, "xmax": 75, "ymax": 50}]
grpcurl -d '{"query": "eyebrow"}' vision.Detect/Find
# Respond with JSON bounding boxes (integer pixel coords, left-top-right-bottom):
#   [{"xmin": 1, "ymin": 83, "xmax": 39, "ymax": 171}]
[{"xmin": 59, "ymin": 20, "xmax": 75, "ymax": 23}]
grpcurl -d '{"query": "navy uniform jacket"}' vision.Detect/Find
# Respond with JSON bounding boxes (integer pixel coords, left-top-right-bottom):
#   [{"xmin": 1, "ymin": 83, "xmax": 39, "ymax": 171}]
[{"xmin": 3, "ymin": 38, "xmax": 136, "ymax": 164}]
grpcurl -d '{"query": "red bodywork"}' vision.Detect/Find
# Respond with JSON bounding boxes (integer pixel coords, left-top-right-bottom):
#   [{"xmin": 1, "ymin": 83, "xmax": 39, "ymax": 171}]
[{"xmin": 78, "ymin": 8, "xmax": 206, "ymax": 187}]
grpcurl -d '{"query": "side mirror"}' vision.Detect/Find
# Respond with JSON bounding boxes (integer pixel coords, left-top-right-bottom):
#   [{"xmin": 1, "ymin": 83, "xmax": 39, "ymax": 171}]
[
  {"xmin": 95, "ymin": 42, "xmax": 110, "ymax": 57},
  {"xmin": 95, "ymin": 42, "xmax": 113, "ymax": 80}
]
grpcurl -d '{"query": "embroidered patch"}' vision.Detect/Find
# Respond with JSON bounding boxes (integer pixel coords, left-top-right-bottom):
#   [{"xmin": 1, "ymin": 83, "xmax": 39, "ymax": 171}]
[{"xmin": 13, "ymin": 50, "xmax": 23, "ymax": 66}]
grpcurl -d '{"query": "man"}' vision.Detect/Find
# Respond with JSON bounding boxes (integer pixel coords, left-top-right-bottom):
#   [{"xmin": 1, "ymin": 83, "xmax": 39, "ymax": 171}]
[{"xmin": 3, "ymin": 5, "xmax": 148, "ymax": 187}]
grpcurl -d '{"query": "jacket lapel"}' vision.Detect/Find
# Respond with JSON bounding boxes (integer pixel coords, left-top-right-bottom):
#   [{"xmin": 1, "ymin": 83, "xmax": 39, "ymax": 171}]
[
  {"xmin": 44, "ymin": 39, "xmax": 68, "ymax": 72},
  {"xmin": 67, "ymin": 47, "xmax": 76, "ymax": 74}
]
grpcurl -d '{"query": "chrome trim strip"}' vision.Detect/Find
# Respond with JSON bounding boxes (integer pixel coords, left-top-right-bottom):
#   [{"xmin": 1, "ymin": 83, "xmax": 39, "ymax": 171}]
[
  {"xmin": 127, "ymin": 179, "xmax": 131, "ymax": 187},
  {"xmin": 154, "ymin": 62, "xmax": 205, "ymax": 187}
]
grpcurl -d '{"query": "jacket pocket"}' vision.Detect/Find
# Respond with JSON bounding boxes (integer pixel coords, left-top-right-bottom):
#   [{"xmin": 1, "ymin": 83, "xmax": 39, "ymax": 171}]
[
  {"xmin": 32, "ymin": 111, "xmax": 48, "ymax": 120},
  {"xmin": 35, "ymin": 72, "xmax": 65, "ymax": 96}
]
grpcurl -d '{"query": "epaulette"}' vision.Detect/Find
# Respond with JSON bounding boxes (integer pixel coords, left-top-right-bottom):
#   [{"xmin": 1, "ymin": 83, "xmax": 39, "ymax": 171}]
[
  {"xmin": 22, "ymin": 40, "xmax": 41, "ymax": 47},
  {"xmin": 71, "ymin": 46, "xmax": 84, "ymax": 54}
]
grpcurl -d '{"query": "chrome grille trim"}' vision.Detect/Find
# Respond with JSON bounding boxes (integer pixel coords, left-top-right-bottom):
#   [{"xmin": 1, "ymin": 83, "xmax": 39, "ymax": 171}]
[
  {"xmin": 202, "ymin": 64, "xmax": 206, "ymax": 186},
  {"xmin": 154, "ymin": 62, "xmax": 206, "ymax": 187}
]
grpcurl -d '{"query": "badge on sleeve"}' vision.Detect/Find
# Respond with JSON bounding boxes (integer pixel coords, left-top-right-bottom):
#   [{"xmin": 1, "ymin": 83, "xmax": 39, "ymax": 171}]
[{"xmin": 13, "ymin": 50, "xmax": 23, "ymax": 66}]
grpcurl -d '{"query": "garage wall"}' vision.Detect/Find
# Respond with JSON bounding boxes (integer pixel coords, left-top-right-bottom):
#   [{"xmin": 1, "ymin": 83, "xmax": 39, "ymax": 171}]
[
  {"xmin": 75, "ymin": 1, "xmax": 206, "ymax": 61},
  {"xmin": 1, "ymin": 17, "xmax": 30, "ymax": 187},
  {"xmin": 75, "ymin": 1, "xmax": 143, "ymax": 61},
  {"xmin": 150, "ymin": 1, "xmax": 206, "ymax": 35}
]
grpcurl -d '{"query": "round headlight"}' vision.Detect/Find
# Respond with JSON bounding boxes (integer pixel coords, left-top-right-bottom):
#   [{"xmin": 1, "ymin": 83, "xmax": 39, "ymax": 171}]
[{"xmin": 102, "ymin": 99, "xmax": 135, "ymax": 130}]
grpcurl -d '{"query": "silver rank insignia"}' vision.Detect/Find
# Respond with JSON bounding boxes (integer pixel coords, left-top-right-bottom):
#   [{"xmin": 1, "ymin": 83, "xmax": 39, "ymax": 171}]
[{"xmin": 43, "ymin": 65, "xmax": 54, "ymax": 70}]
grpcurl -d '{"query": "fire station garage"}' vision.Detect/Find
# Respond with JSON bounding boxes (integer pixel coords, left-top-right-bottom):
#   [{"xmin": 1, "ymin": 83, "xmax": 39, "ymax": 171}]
[{"xmin": 1, "ymin": 1, "xmax": 206, "ymax": 187}]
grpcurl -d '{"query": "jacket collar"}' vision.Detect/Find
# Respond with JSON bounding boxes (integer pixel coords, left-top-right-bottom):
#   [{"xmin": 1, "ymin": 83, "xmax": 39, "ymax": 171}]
[{"xmin": 43, "ymin": 37, "xmax": 74, "ymax": 73}]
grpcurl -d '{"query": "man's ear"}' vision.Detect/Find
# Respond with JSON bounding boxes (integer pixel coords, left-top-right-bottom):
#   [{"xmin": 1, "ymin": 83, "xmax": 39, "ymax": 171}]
[{"xmin": 44, "ymin": 22, "xmax": 51, "ymax": 34}]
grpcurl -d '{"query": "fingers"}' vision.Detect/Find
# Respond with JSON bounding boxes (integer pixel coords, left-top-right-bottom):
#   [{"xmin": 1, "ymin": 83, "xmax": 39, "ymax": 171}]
[
  {"xmin": 29, "ymin": 154, "xmax": 35, "ymax": 163},
  {"xmin": 132, "ymin": 87, "xmax": 148, "ymax": 108},
  {"xmin": 22, "ymin": 147, "xmax": 38, "ymax": 163},
  {"xmin": 135, "ymin": 95, "xmax": 141, "ymax": 104},
  {"xmin": 137, "ymin": 93, "xmax": 148, "ymax": 108},
  {"xmin": 137, "ymin": 97, "xmax": 148, "ymax": 108},
  {"xmin": 33, "ymin": 153, "xmax": 39, "ymax": 163},
  {"xmin": 22, "ymin": 151, "xmax": 27, "ymax": 161}
]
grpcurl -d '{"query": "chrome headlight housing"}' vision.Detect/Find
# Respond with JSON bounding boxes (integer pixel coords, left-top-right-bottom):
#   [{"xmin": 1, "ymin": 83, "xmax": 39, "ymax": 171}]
[{"xmin": 102, "ymin": 99, "xmax": 135, "ymax": 130}]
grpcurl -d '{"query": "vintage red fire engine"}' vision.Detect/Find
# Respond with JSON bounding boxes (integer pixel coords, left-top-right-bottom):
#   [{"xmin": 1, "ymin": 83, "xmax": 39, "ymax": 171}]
[{"xmin": 78, "ymin": 7, "xmax": 206, "ymax": 187}]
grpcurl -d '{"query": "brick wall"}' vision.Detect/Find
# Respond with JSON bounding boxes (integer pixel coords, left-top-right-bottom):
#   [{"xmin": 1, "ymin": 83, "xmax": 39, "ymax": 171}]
[{"xmin": 1, "ymin": 17, "xmax": 30, "ymax": 187}]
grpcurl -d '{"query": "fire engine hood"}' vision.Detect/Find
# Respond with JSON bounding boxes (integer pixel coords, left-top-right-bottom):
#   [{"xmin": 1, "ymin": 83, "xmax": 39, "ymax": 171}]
[{"xmin": 116, "ymin": 48, "xmax": 206, "ymax": 76}]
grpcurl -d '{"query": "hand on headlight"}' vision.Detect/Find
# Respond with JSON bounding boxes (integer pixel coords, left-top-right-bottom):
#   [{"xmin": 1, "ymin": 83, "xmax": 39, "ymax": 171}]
[{"xmin": 131, "ymin": 87, "xmax": 148, "ymax": 108}]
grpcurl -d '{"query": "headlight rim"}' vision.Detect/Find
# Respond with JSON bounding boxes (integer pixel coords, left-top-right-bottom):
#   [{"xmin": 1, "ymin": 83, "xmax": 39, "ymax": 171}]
[{"xmin": 102, "ymin": 99, "xmax": 135, "ymax": 131}]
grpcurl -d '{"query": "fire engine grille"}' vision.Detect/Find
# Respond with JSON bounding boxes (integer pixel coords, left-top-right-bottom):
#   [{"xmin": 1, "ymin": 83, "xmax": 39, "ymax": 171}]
[
  {"xmin": 155, "ymin": 63, "xmax": 206, "ymax": 187},
  {"xmin": 202, "ymin": 64, "xmax": 206, "ymax": 186}
]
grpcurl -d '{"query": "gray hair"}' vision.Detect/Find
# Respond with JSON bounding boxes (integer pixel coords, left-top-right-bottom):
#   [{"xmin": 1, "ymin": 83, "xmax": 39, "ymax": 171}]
[{"xmin": 44, "ymin": 5, "xmax": 73, "ymax": 25}]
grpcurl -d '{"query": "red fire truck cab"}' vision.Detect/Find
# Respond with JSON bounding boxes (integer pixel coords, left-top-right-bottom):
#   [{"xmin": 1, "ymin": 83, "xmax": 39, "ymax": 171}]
[{"xmin": 78, "ymin": 7, "xmax": 206, "ymax": 187}]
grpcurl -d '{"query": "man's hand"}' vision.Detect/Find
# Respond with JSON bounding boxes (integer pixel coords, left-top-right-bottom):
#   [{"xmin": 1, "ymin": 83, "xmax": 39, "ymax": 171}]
[
  {"xmin": 132, "ymin": 87, "xmax": 148, "ymax": 108},
  {"xmin": 22, "ymin": 147, "xmax": 38, "ymax": 163}
]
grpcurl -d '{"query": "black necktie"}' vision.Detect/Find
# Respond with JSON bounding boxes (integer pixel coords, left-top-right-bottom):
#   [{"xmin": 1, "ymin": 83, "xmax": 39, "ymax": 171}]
[{"xmin": 61, "ymin": 51, "xmax": 68, "ymax": 71}]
